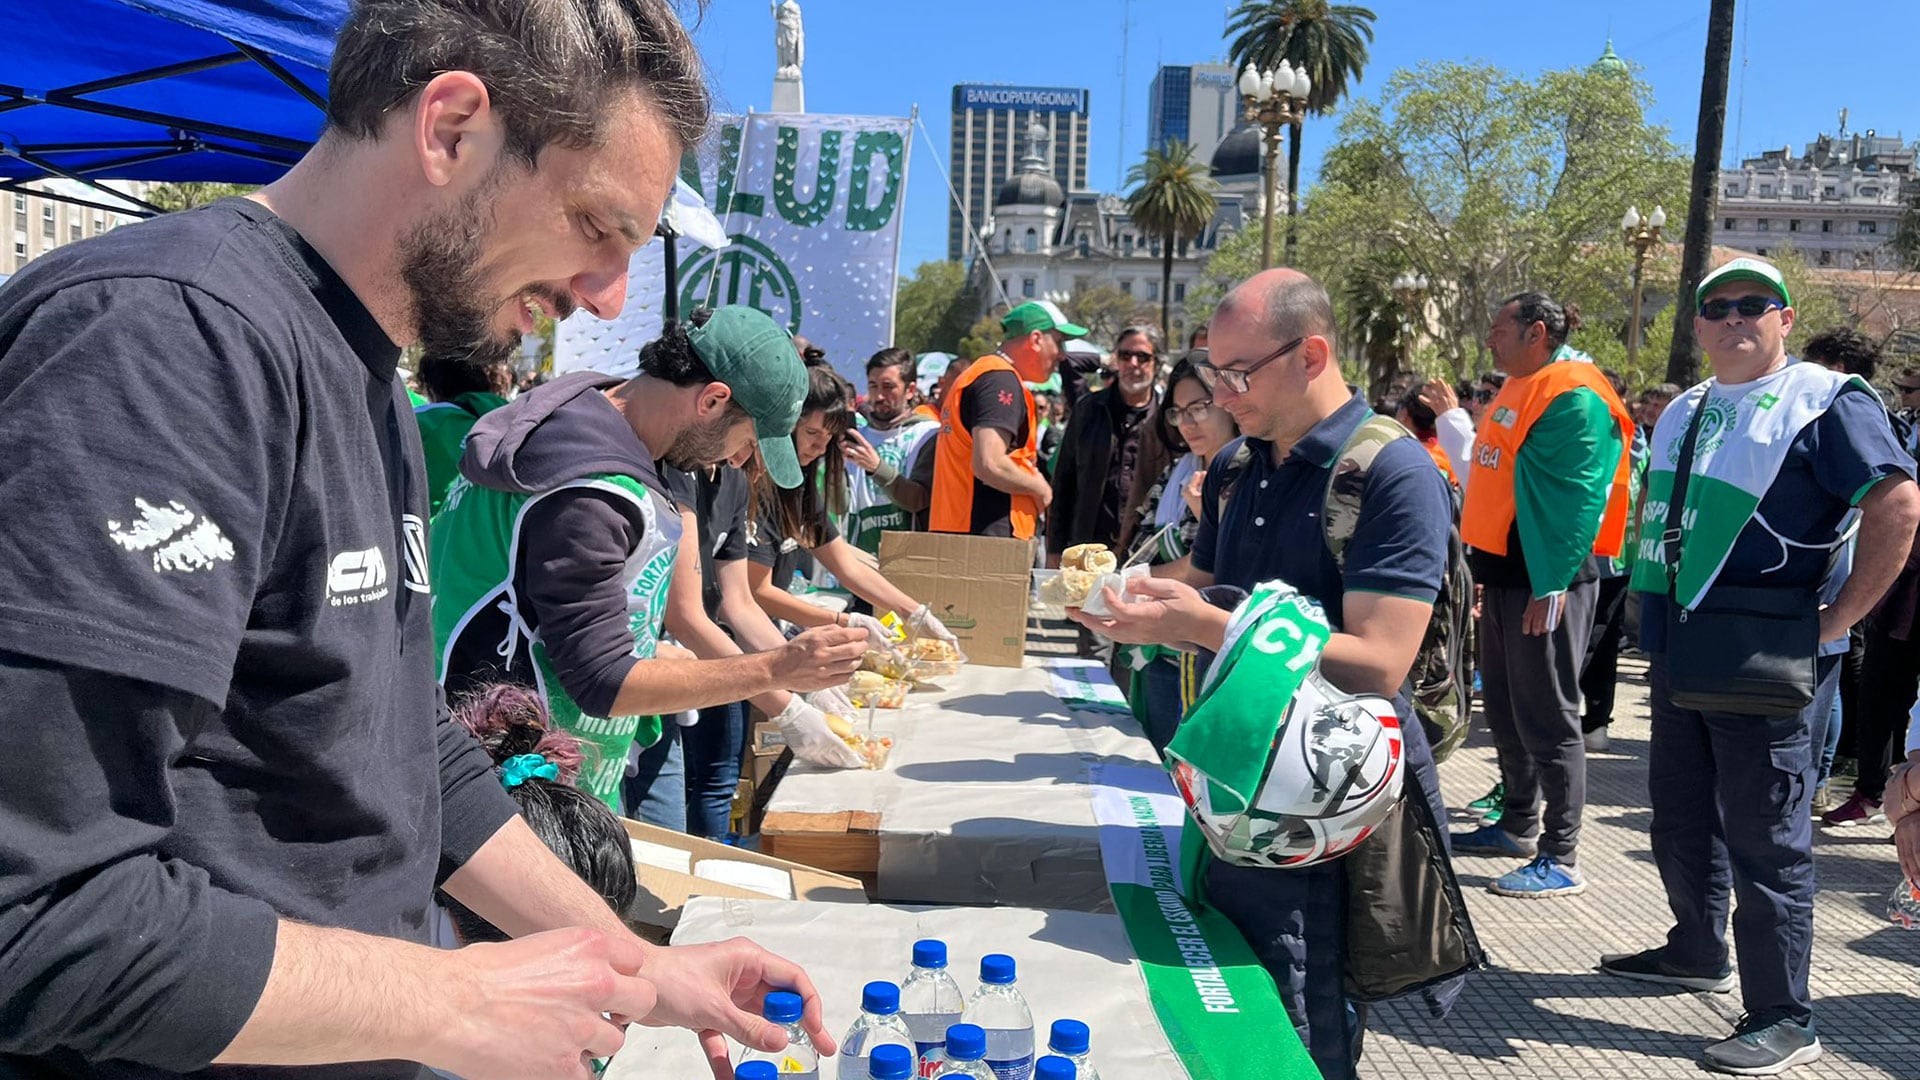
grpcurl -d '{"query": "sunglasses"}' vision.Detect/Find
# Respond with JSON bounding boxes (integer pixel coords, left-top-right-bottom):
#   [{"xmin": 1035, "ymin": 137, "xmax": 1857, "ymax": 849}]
[
  {"xmin": 1472, "ymin": 389, "xmax": 1496, "ymax": 403},
  {"xmin": 1698, "ymin": 295, "xmax": 1786, "ymax": 321},
  {"xmin": 1193, "ymin": 336, "xmax": 1305, "ymax": 394},
  {"xmin": 1164, "ymin": 399, "xmax": 1217, "ymax": 424},
  {"xmin": 1114, "ymin": 348, "xmax": 1157, "ymax": 366}
]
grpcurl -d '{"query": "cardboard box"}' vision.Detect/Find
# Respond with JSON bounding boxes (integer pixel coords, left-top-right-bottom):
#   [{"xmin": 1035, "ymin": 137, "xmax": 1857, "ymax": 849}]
[
  {"xmin": 620, "ymin": 818, "xmax": 867, "ymax": 932},
  {"xmin": 878, "ymin": 531, "xmax": 1033, "ymax": 667}
]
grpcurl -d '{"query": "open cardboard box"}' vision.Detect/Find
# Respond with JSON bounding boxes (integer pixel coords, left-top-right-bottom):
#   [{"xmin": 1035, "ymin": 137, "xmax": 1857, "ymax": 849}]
[
  {"xmin": 878, "ymin": 530, "xmax": 1034, "ymax": 667},
  {"xmin": 620, "ymin": 818, "xmax": 866, "ymax": 934}
]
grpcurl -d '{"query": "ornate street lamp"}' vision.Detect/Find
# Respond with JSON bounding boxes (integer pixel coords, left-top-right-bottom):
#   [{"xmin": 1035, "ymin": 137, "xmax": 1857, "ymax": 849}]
[
  {"xmin": 1390, "ymin": 272, "xmax": 1430, "ymax": 371},
  {"xmin": 1238, "ymin": 61, "xmax": 1311, "ymax": 271},
  {"xmin": 1622, "ymin": 204, "xmax": 1667, "ymax": 372}
]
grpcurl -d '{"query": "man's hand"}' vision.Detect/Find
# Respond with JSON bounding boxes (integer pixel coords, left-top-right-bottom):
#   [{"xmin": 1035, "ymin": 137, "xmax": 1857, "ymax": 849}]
[
  {"xmin": 1417, "ymin": 378, "xmax": 1459, "ymax": 416},
  {"xmin": 842, "ymin": 430, "xmax": 882, "ymax": 473},
  {"xmin": 1032, "ymin": 473, "xmax": 1054, "ymax": 512},
  {"xmin": 1522, "ymin": 593, "xmax": 1565, "ymax": 636},
  {"xmin": 769, "ymin": 626, "xmax": 866, "ymax": 692},
  {"xmin": 1067, "ymin": 575, "xmax": 1225, "ymax": 653},
  {"xmin": 638, "ymin": 938, "xmax": 837, "ymax": 1080},
  {"xmin": 427, "ymin": 929, "xmax": 657, "ymax": 1080}
]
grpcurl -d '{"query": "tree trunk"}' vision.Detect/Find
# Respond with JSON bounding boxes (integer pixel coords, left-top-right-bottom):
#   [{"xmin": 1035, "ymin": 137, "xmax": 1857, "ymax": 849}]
[
  {"xmin": 1161, "ymin": 230, "xmax": 1175, "ymax": 344},
  {"xmin": 1284, "ymin": 119, "xmax": 1305, "ymax": 267},
  {"xmin": 1667, "ymin": 0, "xmax": 1737, "ymax": 387}
]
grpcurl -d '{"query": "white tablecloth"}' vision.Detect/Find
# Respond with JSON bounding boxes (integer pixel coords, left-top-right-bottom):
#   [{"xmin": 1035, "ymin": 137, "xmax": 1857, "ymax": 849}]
[
  {"xmin": 769, "ymin": 659, "xmax": 1159, "ymax": 910},
  {"xmin": 605, "ymin": 897, "xmax": 1189, "ymax": 1080}
]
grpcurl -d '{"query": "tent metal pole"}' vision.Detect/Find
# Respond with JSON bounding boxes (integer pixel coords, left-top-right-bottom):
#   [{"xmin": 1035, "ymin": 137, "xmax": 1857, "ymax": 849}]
[
  {"xmin": 0, "ymin": 180, "xmax": 152, "ymax": 219},
  {"xmin": 5, "ymin": 150, "xmax": 166, "ymax": 215},
  {"xmin": 226, "ymin": 40, "xmax": 328, "ymax": 112},
  {"xmin": 0, "ymin": 87, "xmax": 312, "ymax": 153},
  {"xmin": 18, "ymin": 140, "xmax": 190, "ymax": 153},
  {"xmin": 55, "ymin": 53, "xmax": 247, "ymax": 100}
]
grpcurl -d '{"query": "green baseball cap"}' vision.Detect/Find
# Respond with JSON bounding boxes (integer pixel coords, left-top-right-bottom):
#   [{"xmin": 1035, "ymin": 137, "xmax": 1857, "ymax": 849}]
[
  {"xmin": 686, "ymin": 306, "xmax": 807, "ymax": 489},
  {"xmin": 1001, "ymin": 299, "xmax": 1089, "ymax": 340},
  {"xmin": 1696, "ymin": 256, "xmax": 1792, "ymax": 310}
]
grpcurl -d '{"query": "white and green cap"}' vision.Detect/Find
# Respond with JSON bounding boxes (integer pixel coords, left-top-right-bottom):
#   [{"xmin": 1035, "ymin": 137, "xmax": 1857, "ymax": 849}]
[
  {"xmin": 1001, "ymin": 299, "xmax": 1089, "ymax": 339},
  {"xmin": 686, "ymin": 306, "xmax": 807, "ymax": 488},
  {"xmin": 1696, "ymin": 257, "xmax": 1791, "ymax": 310}
]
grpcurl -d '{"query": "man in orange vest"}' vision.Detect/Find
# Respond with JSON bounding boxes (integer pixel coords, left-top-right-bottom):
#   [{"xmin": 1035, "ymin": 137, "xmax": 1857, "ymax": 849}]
[
  {"xmin": 1452, "ymin": 292, "xmax": 1633, "ymax": 900},
  {"xmin": 930, "ymin": 300, "xmax": 1085, "ymax": 538}
]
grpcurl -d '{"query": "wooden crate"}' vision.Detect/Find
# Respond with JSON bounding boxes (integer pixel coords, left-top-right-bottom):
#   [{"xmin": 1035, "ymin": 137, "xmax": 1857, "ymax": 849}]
[{"xmin": 759, "ymin": 810, "xmax": 882, "ymax": 892}]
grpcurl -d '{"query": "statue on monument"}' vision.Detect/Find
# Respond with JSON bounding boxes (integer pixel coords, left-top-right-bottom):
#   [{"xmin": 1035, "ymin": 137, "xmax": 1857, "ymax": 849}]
[{"xmin": 773, "ymin": 0, "xmax": 804, "ymax": 78}]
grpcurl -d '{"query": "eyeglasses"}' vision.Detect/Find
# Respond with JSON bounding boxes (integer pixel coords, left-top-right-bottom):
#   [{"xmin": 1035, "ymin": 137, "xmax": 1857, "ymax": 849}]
[
  {"xmin": 1115, "ymin": 348, "xmax": 1157, "ymax": 366},
  {"xmin": 1164, "ymin": 399, "xmax": 1217, "ymax": 425},
  {"xmin": 1193, "ymin": 336, "xmax": 1305, "ymax": 394},
  {"xmin": 1698, "ymin": 295, "xmax": 1786, "ymax": 321},
  {"xmin": 1472, "ymin": 389, "xmax": 1496, "ymax": 404}
]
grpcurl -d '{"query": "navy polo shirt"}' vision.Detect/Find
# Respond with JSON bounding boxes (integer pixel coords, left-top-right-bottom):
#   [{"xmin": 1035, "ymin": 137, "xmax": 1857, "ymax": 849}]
[{"xmin": 1192, "ymin": 393, "xmax": 1452, "ymax": 628}]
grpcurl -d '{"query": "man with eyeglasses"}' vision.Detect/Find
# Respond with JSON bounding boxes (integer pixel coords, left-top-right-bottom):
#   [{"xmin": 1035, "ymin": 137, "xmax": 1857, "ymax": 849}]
[
  {"xmin": 1047, "ymin": 325, "xmax": 1162, "ymax": 568},
  {"xmin": 1603, "ymin": 257, "xmax": 1919, "ymax": 1075},
  {"xmin": 1069, "ymin": 269, "xmax": 1480, "ymax": 1080},
  {"xmin": 929, "ymin": 300, "xmax": 1083, "ymax": 539},
  {"xmin": 1451, "ymin": 293, "xmax": 1634, "ymax": 901}
]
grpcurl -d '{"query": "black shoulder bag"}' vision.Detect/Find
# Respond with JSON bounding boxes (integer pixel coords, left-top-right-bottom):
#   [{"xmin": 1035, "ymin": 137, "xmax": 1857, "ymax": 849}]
[{"xmin": 1661, "ymin": 394, "xmax": 1821, "ymax": 716}]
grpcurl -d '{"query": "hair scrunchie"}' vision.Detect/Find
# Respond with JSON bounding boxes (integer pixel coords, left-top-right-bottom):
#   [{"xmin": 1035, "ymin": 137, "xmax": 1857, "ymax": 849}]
[{"xmin": 500, "ymin": 753, "xmax": 560, "ymax": 789}]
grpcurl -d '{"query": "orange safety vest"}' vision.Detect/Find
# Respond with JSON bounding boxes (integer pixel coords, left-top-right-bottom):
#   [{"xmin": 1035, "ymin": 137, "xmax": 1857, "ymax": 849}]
[
  {"xmin": 1420, "ymin": 435, "xmax": 1458, "ymax": 488},
  {"xmin": 1461, "ymin": 360, "xmax": 1634, "ymax": 558},
  {"xmin": 930, "ymin": 354, "xmax": 1040, "ymax": 538}
]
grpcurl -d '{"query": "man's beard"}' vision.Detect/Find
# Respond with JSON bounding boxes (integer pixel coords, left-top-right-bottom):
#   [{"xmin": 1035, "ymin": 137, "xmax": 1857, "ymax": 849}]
[
  {"xmin": 662, "ymin": 411, "xmax": 741, "ymax": 471},
  {"xmin": 866, "ymin": 398, "xmax": 903, "ymax": 426},
  {"xmin": 397, "ymin": 181, "xmax": 570, "ymax": 367}
]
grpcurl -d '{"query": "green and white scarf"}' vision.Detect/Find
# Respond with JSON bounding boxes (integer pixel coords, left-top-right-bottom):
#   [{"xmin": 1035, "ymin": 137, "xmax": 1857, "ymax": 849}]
[{"xmin": 1629, "ymin": 363, "xmax": 1865, "ymax": 609}]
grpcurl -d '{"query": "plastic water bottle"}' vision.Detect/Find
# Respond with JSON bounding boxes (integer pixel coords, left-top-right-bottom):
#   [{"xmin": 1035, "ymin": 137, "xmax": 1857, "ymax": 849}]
[
  {"xmin": 1044, "ymin": 1021, "xmax": 1099, "ymax": 1080},
  {"xmin": 1034, "ymin": 1057, "xmax": 1076, "ymax": 1080},
  {"xmin": 1890, "ymin": 877, "xmax": 1920, "ymax": 929},
  {"xmin": 868, "ymin": 1045, "xmax": 916, "ymax": 1080},
  {"xmin": 737, "ymin": 1063, "xmax": 779, "ymax": 1080},
  {"xmin": 737, "ymin": 991, "xmax": 819, "ymax": 1078},
  {"xmin": 840, "ymin": 981, "xmax": 916, "ymax": 1080},
  {"xmin": 927, "ymin": 1024, "xmax": 995, "ymax": 1080},
  {"xmin": 900, "ymin": 939, "xmax": 967, "ymax": 1072},
  {"xmin": 960, "ymin": 955, "xmax": 1034, "ymax": 1080}
]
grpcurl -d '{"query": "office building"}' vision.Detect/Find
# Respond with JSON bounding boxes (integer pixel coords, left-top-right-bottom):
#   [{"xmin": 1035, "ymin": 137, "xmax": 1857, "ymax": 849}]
[
  {"xmin": 1146, "ymin": 63, "xmax": 1237, "ymax": 164},
  {"xmin": 948, "ymin": 83, "xmax": 1090, "ymax": 262},
  {"xmin": 1715, "ymin": 125, "xmax": 1916, "ymax": 271},
  {"xmin": 1, "ymin": 179, "xmax": 149, "ymax": 278}
]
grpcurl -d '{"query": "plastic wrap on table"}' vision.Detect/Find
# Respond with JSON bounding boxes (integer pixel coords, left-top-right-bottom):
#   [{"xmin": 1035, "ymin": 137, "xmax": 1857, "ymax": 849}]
[
  {"xmin": 860, "ymin": 647, "xmax": 911, "ymax": 681},
  {"xmin": 903, "ymin": 636, "xmax": 966, "ymax": 681},
  {"xmin": 849, "ymin": 670, "xmax": 911, "ymax": 709}
]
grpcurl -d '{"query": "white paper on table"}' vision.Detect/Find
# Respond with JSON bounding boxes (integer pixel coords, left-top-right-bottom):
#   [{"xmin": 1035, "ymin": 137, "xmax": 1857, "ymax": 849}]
[
  {"xmin": 628, "ymin": 838, "xmax": 693, "ymax": 875},
  {"xmin": 692, "ymin": 859, "xmax": 796, "ymax": 900}
]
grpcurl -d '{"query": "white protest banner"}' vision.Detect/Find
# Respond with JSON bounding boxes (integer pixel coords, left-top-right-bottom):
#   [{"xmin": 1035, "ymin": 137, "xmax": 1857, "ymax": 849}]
[{"xmin": 556, "ymin": 113, "xmax": 911, "ymax": 387}]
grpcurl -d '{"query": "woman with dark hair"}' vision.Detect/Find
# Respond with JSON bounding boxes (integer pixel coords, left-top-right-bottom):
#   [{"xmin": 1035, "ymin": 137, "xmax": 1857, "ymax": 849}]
[
  {"xmin": 747, "ymin": 362, "xmax": 957, "ymax": 643},
  {"xmin": 435, "ymin": 684, "xmax": 636, "ymax": 946},
  {"xmin": 414, "ymin": 350, "xmax": 515, "ymax": 515},
  {"xmin": 1112, "ymin": 353, "xmax": 1239, "ymax": 751},
  {"xmin": 1396, "ymin": 392, "xmax": 1459, "ymax": 489}
]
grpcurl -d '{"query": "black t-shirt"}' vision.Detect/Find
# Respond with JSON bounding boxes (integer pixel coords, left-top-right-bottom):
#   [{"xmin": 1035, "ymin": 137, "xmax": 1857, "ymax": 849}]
[
  {"xmin": 958, "ymin": 369, "xmax": 1032, "ymax": 538},
  {"xmin": 665, "ymin": 464, "xmax": 751, "ymax": 619},
  {"xmin": 0, "ymin": 200, "xmax": 514, "ymax": 1078},
  {"xmin": 748, "ymin": 501, "xmax": 840, "ymax": 593},
  {"xmin": 1099, "ymin": 397, "xmax": 1151, "ymax": 543}
]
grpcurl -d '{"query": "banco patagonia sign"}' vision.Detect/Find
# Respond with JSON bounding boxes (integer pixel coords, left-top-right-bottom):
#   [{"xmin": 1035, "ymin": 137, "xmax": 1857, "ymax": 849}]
[
  {"xmin": 954, "ymin": 84, "xmax": 1089, "ymax": 114},
  {"xmin": 554, "ymin": 113, "xmax": 912, "ymax": 389}
]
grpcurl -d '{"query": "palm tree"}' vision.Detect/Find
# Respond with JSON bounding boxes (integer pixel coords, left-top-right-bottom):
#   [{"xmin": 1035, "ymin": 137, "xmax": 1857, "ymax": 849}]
[
  {"xmin": 1124, "ymin": 141, "xmax": 1219, "ymax": 343},
  {"xmin": 1667, "ymin": 0, "xmax": 1737, "ymax": 386},
  {"xmin": 1227, "ymin": 0, "xmax": 1377, "ymax": 266}
]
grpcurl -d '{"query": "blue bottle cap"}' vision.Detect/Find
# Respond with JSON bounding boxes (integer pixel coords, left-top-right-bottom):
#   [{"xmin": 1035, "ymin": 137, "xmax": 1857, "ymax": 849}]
[
  {"xmin": 762, "ymin": 991, "xmax": 803, "ymax": 1024},
  {"xmin": 736, "ymin": 1063, "xmax": 778, "ymax": 1080},
  {"xmin": 1035, "ymin": 1055, "xmax": 1076, "ymax": 1080},
  {"xmin": 979, "ymin": 953, "xmax": 1016, "ymax": 984},
  {"xmin": 1048, "ymin": 1019, "xmax": 1090, "ymax": 1055},
  {"xmin": 944, "ymin": 1024, "xmax": 987, "ymax": 1060},
  {"xmin": 868, "ymin": 1044, "xmax": 915, "ymax": 1080},
  {"xmin": 912, "ymin": 938, "xmax": 948, "ymax": 969},
  {"xmin": 862, "ymin": 980, "xmax": 901, "ymax": 1015}
]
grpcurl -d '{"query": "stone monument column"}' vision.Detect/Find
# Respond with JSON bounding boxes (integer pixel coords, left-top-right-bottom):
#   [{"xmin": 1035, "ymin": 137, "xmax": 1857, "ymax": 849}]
[{"xmin": 772, "ymin": 0, "xmax": 804, "ymax": 113}]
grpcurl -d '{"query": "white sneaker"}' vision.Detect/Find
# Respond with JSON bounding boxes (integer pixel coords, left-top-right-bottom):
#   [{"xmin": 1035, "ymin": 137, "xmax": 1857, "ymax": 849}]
[{"xmin": 1584, "ymin": 727, "xmax": 1610, "ymax": 753}]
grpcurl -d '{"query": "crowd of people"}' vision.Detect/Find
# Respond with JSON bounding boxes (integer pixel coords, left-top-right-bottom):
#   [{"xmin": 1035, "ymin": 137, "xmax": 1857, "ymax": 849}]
[{"xmin": 2, "ymin": 3, "xmax": 1919, "ymax": 1080}]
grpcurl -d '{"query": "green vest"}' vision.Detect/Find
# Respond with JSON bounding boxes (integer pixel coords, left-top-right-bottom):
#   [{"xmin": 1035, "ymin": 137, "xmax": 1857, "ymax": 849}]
[
  {"xmin": 431, "ymin": 472, "xmax": 680, "ymax": 810},
  {"xmin": 415, "ymin": 393, "xmax": 509, "ymax": 516}
]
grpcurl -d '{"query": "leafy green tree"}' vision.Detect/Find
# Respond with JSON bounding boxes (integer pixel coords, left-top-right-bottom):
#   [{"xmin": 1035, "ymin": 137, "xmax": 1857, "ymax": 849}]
[
  {"xmin": 1124, "ymin": 140, "xmax": 1218, "ymax": 343},
  {"xmin": 1066, "ymin": 282, "xmax": 1147, "ymax": 347},
  {"xmin": 144, "ymin": 182, "xmax": 256, "ymax": 213},
  {"xmin": 1226, "ymin": 0, "xmax": 1376, "ymax": 265},
  {"xmin": 893, "ymin": 261, "xmax": 978, "ymax": 355}
]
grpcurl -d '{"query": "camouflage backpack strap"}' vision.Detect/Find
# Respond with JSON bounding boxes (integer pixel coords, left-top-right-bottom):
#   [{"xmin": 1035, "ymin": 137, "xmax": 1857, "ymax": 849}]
[
  {"xmin": 1322, "ymin": 414, "xmax": 1415, "ymax": 569},
  {"xmin": 1212, "ymin": 439, "xmax": 1258, "ymax": 523}
]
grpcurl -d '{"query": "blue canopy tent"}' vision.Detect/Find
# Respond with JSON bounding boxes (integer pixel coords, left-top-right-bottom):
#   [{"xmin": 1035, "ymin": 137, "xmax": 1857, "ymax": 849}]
[{"xmin": 0, "ymin": 0, "xmax": 345, "ymax": 216}]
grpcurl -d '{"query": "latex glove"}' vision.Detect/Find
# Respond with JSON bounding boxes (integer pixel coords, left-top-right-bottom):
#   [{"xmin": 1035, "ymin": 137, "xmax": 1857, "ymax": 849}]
[
  {"xmin": 910, "ymin": 604, "xmax": 957, "ymax": 643},
  {"xmin": 810, "ymin": 686, "xmax": 856, "ymax": 719},
  {"xmin": 845, "ymin": 612, "xmax": 895, "ymax": 651},
  {"xmin": 774, "ymin": 697, "xmax": 864, "ymax": 769}
]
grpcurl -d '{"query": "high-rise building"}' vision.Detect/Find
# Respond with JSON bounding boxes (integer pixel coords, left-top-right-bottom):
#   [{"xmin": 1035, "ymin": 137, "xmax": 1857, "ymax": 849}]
[
  {"xmin": 0, "ymin": 180, "xmax": 149, "ymax": 279},
  {"xmin": 1146, "ymin": 63, "xmax": 1237, "ymax": 165},
  {"xmin": 948, "ymin": 84, "xmax": 1090, "ymax": 262}
]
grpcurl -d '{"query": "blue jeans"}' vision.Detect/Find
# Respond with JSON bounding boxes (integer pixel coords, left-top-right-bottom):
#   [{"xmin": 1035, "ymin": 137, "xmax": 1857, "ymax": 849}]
[
  {"xmin": 623, "ymin": 723, "xmax": 686, "ymax": 831},
  {"xmin": 683, "ymin": 700, "xmax": 748, "ymax": 840},
  {"xmin": 1814, "ymin": 674, "xmax": 1843, "ymax": 787},
  {"xmin": 1647, "ymin": 653, "xmax": 1834, "ymax": 1027}
]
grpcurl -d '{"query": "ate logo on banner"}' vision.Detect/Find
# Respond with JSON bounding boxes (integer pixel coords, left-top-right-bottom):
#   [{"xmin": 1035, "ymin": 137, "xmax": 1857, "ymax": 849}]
[{"xmin": 677, "ymin": 235, "xmax": 803, "ymax": 333}]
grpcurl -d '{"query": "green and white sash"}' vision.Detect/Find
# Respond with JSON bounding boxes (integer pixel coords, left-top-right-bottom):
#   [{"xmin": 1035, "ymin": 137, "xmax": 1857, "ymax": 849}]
[
  {"xmin": 1629, "ymin": 363, "xmax": 1865, "ymax": 609},
  {"xmin": 844, "ymin": 417, "xmax": 936, "ymax": 554}
]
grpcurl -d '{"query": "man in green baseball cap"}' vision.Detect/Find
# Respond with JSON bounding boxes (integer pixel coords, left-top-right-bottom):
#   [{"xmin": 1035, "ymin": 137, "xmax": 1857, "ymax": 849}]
[
  {"xmin": 1695, "ymin": 255, "xmax": 1792, "ymax": 312},
  {"xmin": 430, "ymin": 304, "xmax": 866, "ymax": 818}
]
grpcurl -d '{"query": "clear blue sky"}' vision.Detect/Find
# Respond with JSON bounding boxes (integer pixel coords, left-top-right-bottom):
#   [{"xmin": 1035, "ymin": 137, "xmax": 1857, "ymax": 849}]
[{"xmin": 686, "ymin": 0, "xmax": 1920, "ymax": 273}]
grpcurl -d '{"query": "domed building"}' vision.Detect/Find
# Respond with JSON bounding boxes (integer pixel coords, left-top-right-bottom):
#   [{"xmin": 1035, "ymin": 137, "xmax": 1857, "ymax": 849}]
[
  {"xmin": 1590, "ymin": 39, "xmax": 1629, "ymax": 79},
  {"xmin": 1209, "ymin": 122, "xmax": 1267, "ymax": 215}
]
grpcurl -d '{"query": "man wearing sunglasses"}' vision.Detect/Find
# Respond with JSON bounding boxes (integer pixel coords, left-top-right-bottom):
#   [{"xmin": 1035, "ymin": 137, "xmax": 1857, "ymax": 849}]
[
  {"xmin": 1451, "ymin": 293, "xmax": 1634, "ymax": 902},
  {"xmin": 1047, "ymin": 325, "xmax": 1162, "ymax": 576},
  {"xmin": 1070, "ymin": 269, "xmax": 1478, "ymax": 1080},
  {"xmin": 1604, "ymin": 257, "xmax": 1919, "ymax": 1075}
]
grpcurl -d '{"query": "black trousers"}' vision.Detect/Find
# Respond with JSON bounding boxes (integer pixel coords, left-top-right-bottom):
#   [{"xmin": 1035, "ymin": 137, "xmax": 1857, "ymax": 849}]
[
  {"xmin": 1578, "ymin": 575, "xmax": 1631, "ymax": 733},
  {"xmin": 1855, "ymin": 619, "xmax": 1920, "ymax": 800}
]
